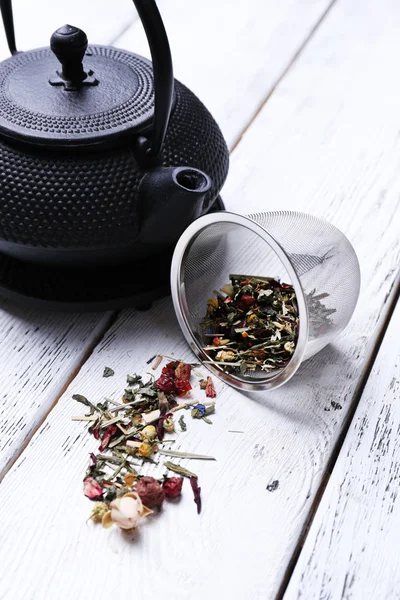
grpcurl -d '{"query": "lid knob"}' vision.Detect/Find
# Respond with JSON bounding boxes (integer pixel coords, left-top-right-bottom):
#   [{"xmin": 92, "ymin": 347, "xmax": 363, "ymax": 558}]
[{"xmin": 49, "ymin": 24, "xmax": 97, "ymax": 91}]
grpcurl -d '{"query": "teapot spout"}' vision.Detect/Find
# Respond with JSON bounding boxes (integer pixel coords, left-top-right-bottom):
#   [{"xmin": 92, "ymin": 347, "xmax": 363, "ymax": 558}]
[{"xmin": 139, "ymin": 166, "xmax": 211, "ymax": 245}]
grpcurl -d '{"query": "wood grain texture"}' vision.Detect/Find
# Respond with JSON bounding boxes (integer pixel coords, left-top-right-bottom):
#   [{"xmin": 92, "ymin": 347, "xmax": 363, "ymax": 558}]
[
  {"xmin": 284, "ymin": 298, "xmax": 400, "ymax": 600},
  {"xmin": 0, "ymin": 0, "xmax": 399, "ymax": 599},
  {"xmin": 0, "ymin": 307, "xmax": 113, "ymax": 477},
  {"xmin": 116, "ymin": 0, "xmax": 335, "ymax": 148}
]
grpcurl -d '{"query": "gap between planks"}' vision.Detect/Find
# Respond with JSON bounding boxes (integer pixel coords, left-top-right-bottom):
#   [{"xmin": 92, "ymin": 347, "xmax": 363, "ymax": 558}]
[
  {"xmin": 0, "ymin": 2, "xmax": 341, "ymax": 486},
  {"xmin": 0, "ymin": 310, "xmax": 119, "ymax": 484},
  {"xmin": 229, "ymin": 0, "xmax": 338, "ymax": 153},
  {"xmin": 275, "ymin": 273, "xmax": 400, "ymax": 600}
]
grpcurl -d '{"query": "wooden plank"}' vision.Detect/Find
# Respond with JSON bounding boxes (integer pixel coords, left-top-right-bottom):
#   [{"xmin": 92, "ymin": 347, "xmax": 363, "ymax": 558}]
[
  {"xmin": 0, "ymin": 0, "xmax": 335, "ymax": 474},
  {"xmin": 284, "ymin": 297, "xmax": 400, "ymax": 600},
  {"xmin": 0, "ymin": 307, "xmax": 114, "ymax": 478},
  {"xmin": 115, "ymin": 0, "xmax": 335, "ymax": 147},
  {"xmin": 0, "ymin": 1, "xmax": 399, "ymax": 599}
]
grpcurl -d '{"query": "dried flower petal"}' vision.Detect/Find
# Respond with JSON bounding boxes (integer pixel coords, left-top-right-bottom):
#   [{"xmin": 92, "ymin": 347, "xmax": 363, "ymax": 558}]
[
  {"xmin": 163, "ymin": 417, "xmax": 175, "ymax": 432},
  {"xmin": 199, "ymin": 379, "xmax": 207, "ymax": 390},
  {"xmin": 99, "ymin": 424, "xmax": 118, "ymax": 452},
  {"xmin": 175, "ymin": 379, "xmax": 192, "ymax": 396},
  {"xmin": 205, "ymin": 376, "xmax": 216, "ymax": 398},
  {"xmin": 109, "ymin": 491, "xmax": 151, "ymax": 530},
  {"xmin": 102, "ymin": 511, "xmax": 113, "ymax": 529},
  {"xmin": 124, "ymin": 473, "xmax": 137, "ymax": 488},
  {"xmin": 175, "ymin": 362, "xmax": 192, "ymax": 381},
  {"xmin": 135, "ymin": 476, "xmax": 165, "ymax": 508},
  {"xmin": 155, "ymin": 373, "xmax": 176, "ymax": 394},
  {"xmin": 207, "ymin": 298, "xmax": 219, "ymax": 313},
  {"xmin": 216, "ymin": 350, "xmax": 236, "ymax": 362},
  {"xmin": 138, "ymin": 441, "xmax": 153, "ymax": 458},
  {"xmin": 284, "ymin": 341, "xmax": 295, "ymax": 353},
  {"xmin": 191, "ymin": 401, "xmax": 215, "ymax": 420},
  {"xmin": 90, "ymin": 502, "xmax": 109, "ymax": 523},
  {"xmin": 162, "ymin": 477, "xmax": 184, "ymax": 499},
  {"xmin": 140, "ymin": 425, "xmax": 157, "ymax": 441},
  {"xmin": 83, "ymin": 477, "xmax": 103, "ymax": 501},
  {"xmin": 190, "ymin": 477, "xmax": 202, "ymax": 514}
]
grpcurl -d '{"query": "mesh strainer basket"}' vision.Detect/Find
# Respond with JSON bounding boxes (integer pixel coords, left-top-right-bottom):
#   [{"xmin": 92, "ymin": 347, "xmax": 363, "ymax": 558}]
[{"xmin": 171, "ymin": 211, "xmax": 360, "ymax": 391}]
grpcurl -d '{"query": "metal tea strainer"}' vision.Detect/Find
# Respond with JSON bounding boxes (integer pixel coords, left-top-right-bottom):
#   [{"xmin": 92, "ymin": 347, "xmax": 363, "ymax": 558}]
[{"xmin": 171, "ymin": 211, "xmax": 360, "ymax": 391}]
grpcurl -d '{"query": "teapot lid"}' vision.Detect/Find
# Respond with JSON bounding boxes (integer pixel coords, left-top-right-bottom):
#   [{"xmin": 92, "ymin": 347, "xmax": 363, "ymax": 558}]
[{"xmin": 0, "ymin": 25, "xmax": 163, "ymax": 148}]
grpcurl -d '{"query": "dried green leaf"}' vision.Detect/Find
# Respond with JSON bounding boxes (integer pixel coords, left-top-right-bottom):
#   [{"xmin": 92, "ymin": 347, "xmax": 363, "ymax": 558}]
[
  {"xmin": 164, "ymin": 461, "xmax": 198, "ymax": 478},
  {"xmin": 103, "ymin": 367, "xmax": 115, "ymax": 378},
  {"xmin": 126, "ymin": 374, "xmax": 142, "ymax": 386},
  {"xmin": 178, "ymin": 414, "xmax": 187, "ymax": 432},
  {"xmin": 72, "ymin": 394, "xmax": 90, "ymax": 406},
  {"xmin": 159, "ymin": 450, "xmax": 216, "ymax": 460}
]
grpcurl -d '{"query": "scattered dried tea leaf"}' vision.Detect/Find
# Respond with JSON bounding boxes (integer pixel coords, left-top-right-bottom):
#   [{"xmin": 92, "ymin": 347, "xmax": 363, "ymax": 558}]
[
  {"xmin": 103, "ymin": 366, "xmax": 115, "ymax": 378},
  {"xmin": 164, "ymin": 461, "xmax": 198, "ymax": 478},
  {"xmin": 190, "ymin": 477, "xmax": 202, "ymax": 514},
  {"xmin": 159, "ymin": 450, "xmax": 216, "ymax": 461},
  {"xmin": 266, "ymin": 480, "xmax": 279, "ymax": 492}
]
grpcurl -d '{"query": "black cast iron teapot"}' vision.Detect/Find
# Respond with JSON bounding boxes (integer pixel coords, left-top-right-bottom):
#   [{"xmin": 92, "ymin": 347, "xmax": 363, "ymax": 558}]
[{"xmin": 0, "ymin": 0, "xmax": 229, "ymax": 310}]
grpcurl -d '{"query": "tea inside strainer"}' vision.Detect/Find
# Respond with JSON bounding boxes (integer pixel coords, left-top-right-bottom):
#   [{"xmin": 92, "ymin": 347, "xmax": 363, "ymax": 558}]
[{"xmin": 171, "ymin": 211, "xmax": 360, "ymax": 391}]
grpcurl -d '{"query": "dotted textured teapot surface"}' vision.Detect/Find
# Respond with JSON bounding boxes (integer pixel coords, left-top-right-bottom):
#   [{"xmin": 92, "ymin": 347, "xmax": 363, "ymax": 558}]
[{"xmin": 0, "ymin": 75, "xmax": 228, "ymax": 254}]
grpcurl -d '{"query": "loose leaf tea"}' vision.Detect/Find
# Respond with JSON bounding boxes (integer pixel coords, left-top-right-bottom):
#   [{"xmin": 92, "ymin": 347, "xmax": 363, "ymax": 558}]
[
  {"xmin": 306, "ymin": 288, "xmax": 336, "ymax": 336},
  {"xmin": 201, "ymin": 274, "xmax": 299, "ymax": 374},
  {"xmin": 103, "ymin": 366, "xmax": 115, "ymax": 378},
  {"xmin": 73, "ymin": 358, "xmax": 215, "ymax": 536}
]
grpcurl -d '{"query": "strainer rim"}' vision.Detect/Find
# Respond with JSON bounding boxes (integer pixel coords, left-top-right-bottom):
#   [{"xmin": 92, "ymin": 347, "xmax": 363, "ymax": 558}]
[{"xmin": 170, "ymin": 211, "xmax": 309, "ymax": 391}]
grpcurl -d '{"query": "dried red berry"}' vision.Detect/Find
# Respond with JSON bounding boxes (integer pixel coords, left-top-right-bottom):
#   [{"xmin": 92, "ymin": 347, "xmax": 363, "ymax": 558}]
[
  {"xmin": 162, "ymin": 477, "xmax": 184, "ymax": 499},
  {"xmin": 155, "ymin": 373, "xmax": 176, "ymax": 394},
  {"xmin": 135, "ymin": 476, "xmax": 165, "ymax": 508},
  {"xmin": 83, "ymin": 477, "xmax": 103, "ymax": 501},
  {"xmin": 238, "ymin": 294, "xmax": 256, "ymax": 311}
]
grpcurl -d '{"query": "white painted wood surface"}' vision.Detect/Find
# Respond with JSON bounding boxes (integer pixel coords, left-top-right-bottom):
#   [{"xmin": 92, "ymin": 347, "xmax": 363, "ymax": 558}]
[
  {"xmin": 0, "ymin": 0, "xmax": 334, "ymax": 477},
  {"xmin": 0, "ymin": 306, "xmax": 113, "ymax": 478},
  {"xmin": 284, "ymin": 298, "xmax": 400, "ymax": 600},
  {"xmin": 116, "ymin": 0, "xmax": 334, "ymax": 147},
  {"xmin": 0, "ymin": 0, "xmax": 398, "ymax": 599}
]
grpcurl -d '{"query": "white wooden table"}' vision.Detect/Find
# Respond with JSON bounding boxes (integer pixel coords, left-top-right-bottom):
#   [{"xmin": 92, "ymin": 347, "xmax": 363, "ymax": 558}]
[{"xmin": 0, "ymin": 1, "xmax": 399, "ymax": 599}]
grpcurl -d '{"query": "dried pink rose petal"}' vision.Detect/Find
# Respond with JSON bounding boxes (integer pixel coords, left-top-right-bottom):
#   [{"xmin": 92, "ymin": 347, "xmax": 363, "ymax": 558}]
[
  {"xmin": 99, "ymin": 424, "xmax": 118, "ymax": 452},
  {"xmin": 205, "ymin": 376, "xmax": 216, "ymax": 398},
  {"xmin": 83, "ymin": 477, "xmax": 103, "ymax": 500}
]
